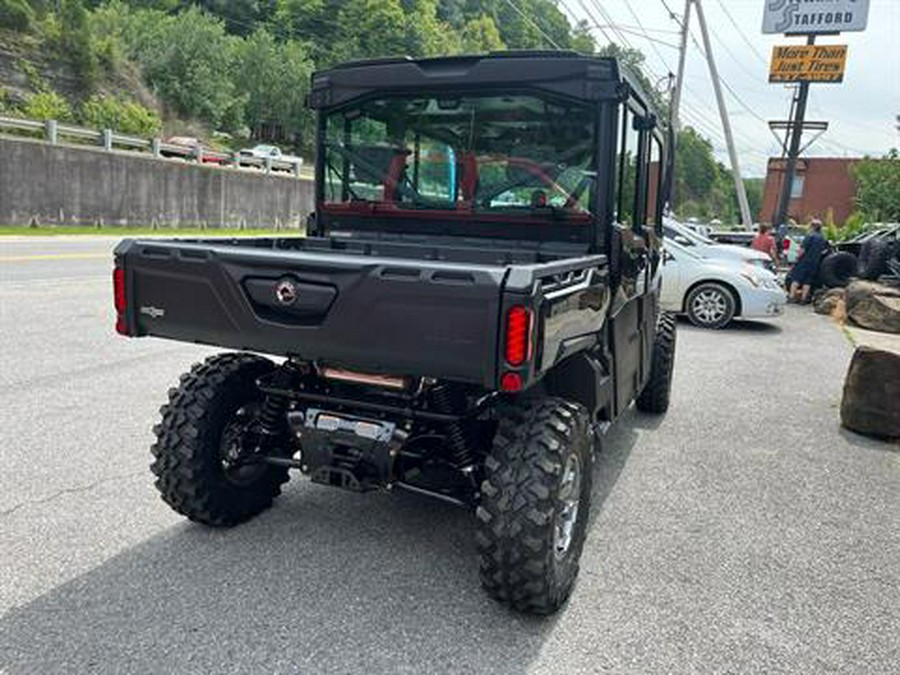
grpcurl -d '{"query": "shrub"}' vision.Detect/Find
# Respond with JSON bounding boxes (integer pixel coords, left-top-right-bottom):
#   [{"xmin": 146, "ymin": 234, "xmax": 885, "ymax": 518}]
[
  {"xmin": 21, "ymin": 90, "xmax": 73, "ymax": 121},
  {"xmin": 0, "ymin": 0, "xmax": 34, "ymax": 31},
  {"xmin": 79, "ymin": 95, "xmax": 161, "ymax": 136}
]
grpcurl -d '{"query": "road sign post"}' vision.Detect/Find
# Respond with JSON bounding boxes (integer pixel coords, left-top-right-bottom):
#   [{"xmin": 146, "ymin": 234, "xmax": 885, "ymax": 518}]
[
  {"xmin": 762, "ymin": 0, "xmax": 870, "ymax": 36},
  {"xmin": 765, "ymin": 0, "xmax": 868, "ymax": 230},
  {"xmin": 769, "ymin": 44, "xmax": 848, "ymax": 84}
]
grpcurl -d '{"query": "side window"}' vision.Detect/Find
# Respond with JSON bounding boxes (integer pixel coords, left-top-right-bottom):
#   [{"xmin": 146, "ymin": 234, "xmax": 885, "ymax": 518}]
[{"xmin": 616, "ymin": 106, "xmax": 642, "ymax": 228}]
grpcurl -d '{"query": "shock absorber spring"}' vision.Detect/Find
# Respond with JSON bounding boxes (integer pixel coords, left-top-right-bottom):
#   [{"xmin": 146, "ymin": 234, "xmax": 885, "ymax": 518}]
[
  {"xmin": 431, "ymin": 384, "xmax": 473, "ymax": 469},
  {"xmin": 256, "ymin": 367, "xmax": 295, "ymax": 448}
]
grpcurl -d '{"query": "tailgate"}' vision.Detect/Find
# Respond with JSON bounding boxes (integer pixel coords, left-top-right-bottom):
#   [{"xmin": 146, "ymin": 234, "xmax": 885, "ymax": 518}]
[{"xmin": 115, "ymin": 239, "xmax": 507, "ymax": 385}]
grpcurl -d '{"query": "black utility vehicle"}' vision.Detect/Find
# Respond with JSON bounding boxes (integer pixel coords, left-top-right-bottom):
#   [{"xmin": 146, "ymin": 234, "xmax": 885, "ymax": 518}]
[{"xmin": 113, "ymin": 52, "xmax": 676, "ymax": 614}]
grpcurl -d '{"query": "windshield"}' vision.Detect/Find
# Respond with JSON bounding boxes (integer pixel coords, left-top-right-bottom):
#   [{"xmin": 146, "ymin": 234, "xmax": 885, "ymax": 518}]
[
  {"xmin": 322, "ymin": 94, "xmax": 597, "ymax": 218},
  {"xmin": 664, "ymin": 220, "xmax": 715, "ymax": 246}
]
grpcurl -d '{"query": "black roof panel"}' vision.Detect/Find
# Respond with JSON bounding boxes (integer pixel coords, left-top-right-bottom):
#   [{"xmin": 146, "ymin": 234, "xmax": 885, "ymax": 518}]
[{"xmin": 309, "ymin": 51, "xmax": 651, "ymax": 111}]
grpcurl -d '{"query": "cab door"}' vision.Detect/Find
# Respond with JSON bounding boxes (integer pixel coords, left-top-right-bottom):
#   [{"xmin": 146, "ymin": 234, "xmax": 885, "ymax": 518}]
[{"xmin": 609, "ymin": 99, "xmax": 658, "ymax": 417}]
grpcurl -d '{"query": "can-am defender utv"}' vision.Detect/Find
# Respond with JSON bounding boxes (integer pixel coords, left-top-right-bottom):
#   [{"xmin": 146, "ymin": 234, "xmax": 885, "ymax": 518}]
[{"xmin": 113, "ymin": 52, "xmax": 676, "ymax": 614}]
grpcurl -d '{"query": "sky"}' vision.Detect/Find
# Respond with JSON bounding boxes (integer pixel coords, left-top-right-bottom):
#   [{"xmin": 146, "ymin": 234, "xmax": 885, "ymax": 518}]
[{"xmin": 560, "ymin": 0, "xmax": 900, "ymax": 177}]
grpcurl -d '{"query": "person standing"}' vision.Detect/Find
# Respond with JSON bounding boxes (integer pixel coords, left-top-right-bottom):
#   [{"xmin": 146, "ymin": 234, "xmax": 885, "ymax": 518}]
[
  {"xmin": 751, "ymin": 223, "xmax": 779, "ymax": 267},
  {"xmin": 789, "ymin": 219, "xmax": 827, "ymax": 303}
]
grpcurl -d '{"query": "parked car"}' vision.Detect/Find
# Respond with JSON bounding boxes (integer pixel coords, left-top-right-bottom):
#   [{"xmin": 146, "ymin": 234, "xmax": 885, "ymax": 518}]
[
  {"xmin": 708, "ymin": 229, "xmax": 756, "ymax": 248},
  {"xmin": 161, "ymin": 136, "xmax": 230, "ymax": 165},
  {"xmin": 664, "ymin": 216, "xmax": 776, "ymax": 273},
  {"xmin": 238, "ymin": 144, "xmax": 303, "ymax": 171},
  {"xmin": 682, "ymin": 217, "xmax": 712, "ymax": 238},
  {"xmin": 661, "ymin": 239, "xmax": 786, "ymax": 328}
]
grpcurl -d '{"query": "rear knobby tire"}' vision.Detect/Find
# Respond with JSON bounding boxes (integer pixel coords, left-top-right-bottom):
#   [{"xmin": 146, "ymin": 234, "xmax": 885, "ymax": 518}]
[
  {"xmin": 151, "ymin": 353, "xmax": 290, "ymax": 527},
  {"xmin": 636, "ymin": 311, "xmax": 677, "ymax": 414},
  {"xmin": 476, "ymin": 397, "xmax": 593, "ymax": 615}
]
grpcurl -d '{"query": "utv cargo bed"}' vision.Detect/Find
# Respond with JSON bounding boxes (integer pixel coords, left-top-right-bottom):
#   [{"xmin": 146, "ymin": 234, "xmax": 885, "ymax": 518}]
[{"xmin": 115, "ymin": 236, "xmax": 604, "ymax": 387}]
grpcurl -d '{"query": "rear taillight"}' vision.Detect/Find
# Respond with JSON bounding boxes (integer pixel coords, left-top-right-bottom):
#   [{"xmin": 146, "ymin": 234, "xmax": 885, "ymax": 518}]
[
  {"xmin": 500, "ymin": 372, "xmax": 523, "ymax": 392},
  {"xmin": 113, "ymin": 267, "xmax": 128, "ymax": 335},
  {"xmin": 505, "ymin": 305, "xmax": 532, "ymax": 366}
]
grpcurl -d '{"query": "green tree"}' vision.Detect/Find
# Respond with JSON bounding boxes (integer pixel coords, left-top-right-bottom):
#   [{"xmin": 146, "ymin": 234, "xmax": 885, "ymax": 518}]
[
  {"xmin": 404, "ymin": 0, "xmax": 459, "ymax": 57},
  {"xmin": 851, "ymin": 150, "xmax": 900, "ymax": 222},
  {"xmin": 569, "ymin": 20, "xmax": 596, "ymax": 54},
  {"xmin": 744, "ymin": 177, "xmax": 764, "ymax": 222},
  {"xmin": 460, "ymin": 14, "xmax": 505, "ymax": 53},
  {"xmin": 597, "ymin": 43, "xmax": 666, "ymax": 115},
  {"xmin": 233, "ymin": 28, "xmax": 314, "ymax": 150},
  {"xmin": 673, "ymin": 127, "xmax": 718, "ymax": 213},
  {"xmin": 0, "ymin": 0, "xmax": 34, "ymax": 31},
  {"xmin": 120, "ymin": 6, "xmax": 244, "ymax": 130},
  {"xmin": 58, "ymin": 0, "xmax": 98, "ymax": 89}
]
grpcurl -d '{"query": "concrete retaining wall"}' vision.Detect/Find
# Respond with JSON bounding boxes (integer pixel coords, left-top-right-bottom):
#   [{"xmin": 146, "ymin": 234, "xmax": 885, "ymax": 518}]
[{"xmin": 0, "ymin": 135, "xmax": 314, "ymax": 229}]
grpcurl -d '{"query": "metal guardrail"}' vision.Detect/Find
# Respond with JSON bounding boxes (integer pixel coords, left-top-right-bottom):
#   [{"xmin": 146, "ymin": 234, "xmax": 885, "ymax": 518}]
[{"xmin": 0, "ymin": 115, "xmax": 305, "ymax": 178}]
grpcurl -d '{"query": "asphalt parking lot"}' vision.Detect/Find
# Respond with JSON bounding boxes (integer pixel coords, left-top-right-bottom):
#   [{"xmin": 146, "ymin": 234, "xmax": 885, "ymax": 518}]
[{"xmin": 1, "ymin": 236, "xmax": 898, "ymax": 674}]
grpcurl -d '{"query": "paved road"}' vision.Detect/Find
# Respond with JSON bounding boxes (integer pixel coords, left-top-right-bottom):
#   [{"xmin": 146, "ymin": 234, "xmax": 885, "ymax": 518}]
[{"xmin": 1, "ymin": 237, "xmax": 898, "ymax": 674}]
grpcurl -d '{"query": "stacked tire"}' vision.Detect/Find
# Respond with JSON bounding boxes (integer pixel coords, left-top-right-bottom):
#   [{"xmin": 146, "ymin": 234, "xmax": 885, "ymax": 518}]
[{"xmin": 858, "ymin": 239, "xmax": 900, "ymax": 281}]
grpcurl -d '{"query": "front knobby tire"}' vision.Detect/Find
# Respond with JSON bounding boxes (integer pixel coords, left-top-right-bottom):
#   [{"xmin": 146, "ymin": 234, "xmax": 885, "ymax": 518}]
[
  {"xmin": 476, "ymin": 397, "xmax": 593, "ymax": 615},
  {"xmin": 636, "ymin": 311, "xmax": 677, "ymax": 414},
  {"xmin": 151, "ymin": 353, "xmax": 290, "ymax": 527}
]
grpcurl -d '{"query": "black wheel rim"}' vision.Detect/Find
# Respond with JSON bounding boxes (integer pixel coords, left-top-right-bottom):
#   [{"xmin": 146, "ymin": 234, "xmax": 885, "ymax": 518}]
[{"xmin": 219, "ymin": 404, "xmax": 269, "ymax": 486}]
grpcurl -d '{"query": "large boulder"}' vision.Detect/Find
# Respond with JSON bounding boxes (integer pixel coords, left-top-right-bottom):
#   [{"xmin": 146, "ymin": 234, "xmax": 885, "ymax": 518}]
[
  {"xmin": 841, "ymin": 345, "xmax": 900, "ymax": 440},
  {"xmin": 845, "ymin": 281, "xmax": 900, "ymax": 334},
  {"xmin": 814, "ymin": 288, "xmax": 846, "ymax": 316}
]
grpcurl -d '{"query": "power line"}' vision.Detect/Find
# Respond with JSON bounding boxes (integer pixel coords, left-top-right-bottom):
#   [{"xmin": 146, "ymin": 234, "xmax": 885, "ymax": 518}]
[
  {"xmin": 504, "ymin": 0, "xmax": 563, "ymax": 49},
  {"xmin": 566, "ymin": 0, "xmax": 615, "ymax": 46},
  {"xmin": 686, "ymin": 25, "xmax": 768, "ymax": 125},
  {"xmin": 622, "ymin": 0, "xmax": 677, "ymax": 73},
  {"xmin": 595, "ymin": 23, "xmax": 680, "ymax": 35},
  {"xmin": 707, "ymin": 20, "xmax": 769, "ymax": 86},
  {"xmin": 606, "ymin": 24, "xmax": 681, "ymax": 49},
  {"xmin": 713, "ymin": 0, "xmax": 768, "ymax": 66},
  {"xmin": 659, "ymin": 0, "xmax": 682, "ymax": 26},
  {"xmin": 587, "ymin": 0, "xmax": 637, "ymax": 51}
]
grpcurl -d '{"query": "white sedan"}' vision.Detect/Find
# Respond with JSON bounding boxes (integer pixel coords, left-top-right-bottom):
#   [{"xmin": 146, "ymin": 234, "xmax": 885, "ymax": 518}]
[
  {"xmin": 661, "ymin": 239, "xmax": 787, "ymax": 329},
  {"xmin": 664, "ymin": 216, "xmax": 776, "ymax": 273}
]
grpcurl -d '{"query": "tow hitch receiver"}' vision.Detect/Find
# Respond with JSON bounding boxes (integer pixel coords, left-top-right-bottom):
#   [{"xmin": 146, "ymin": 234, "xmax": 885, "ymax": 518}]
[{"xmin": 293, "ymin": 408, "xmax": 401, "ymax": 492}]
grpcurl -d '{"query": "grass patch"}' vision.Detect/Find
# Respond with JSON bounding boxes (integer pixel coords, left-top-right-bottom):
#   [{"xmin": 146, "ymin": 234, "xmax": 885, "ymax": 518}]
[{"xmin": 0, "ymin": 226, "xmax": 303, "ymax": 237}]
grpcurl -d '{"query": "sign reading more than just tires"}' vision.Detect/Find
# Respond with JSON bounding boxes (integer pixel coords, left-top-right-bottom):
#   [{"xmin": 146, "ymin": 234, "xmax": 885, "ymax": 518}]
[
  {"xmin": 769, "ymin": 44, "xmax": 848, "ymax": 83},
  {"xmin": 762, "ymin": 0, "xmax": 870, "ymax": 35}
]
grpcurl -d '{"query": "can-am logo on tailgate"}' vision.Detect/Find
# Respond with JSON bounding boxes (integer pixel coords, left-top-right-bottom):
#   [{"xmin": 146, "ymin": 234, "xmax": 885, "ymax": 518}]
[
  {"xmin": 140, "ymin": 306, "xmax": 165, "ymax": 319},
  {"xmin": 275, "ymin": 278, "xmax": 298, "ymax": 306}
]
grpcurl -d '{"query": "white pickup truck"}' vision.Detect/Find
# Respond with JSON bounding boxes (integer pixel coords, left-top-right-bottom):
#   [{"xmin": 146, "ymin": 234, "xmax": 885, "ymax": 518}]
[{"xmin": 238, "ymin": 144, "xmax": 303, "ymax": 171}]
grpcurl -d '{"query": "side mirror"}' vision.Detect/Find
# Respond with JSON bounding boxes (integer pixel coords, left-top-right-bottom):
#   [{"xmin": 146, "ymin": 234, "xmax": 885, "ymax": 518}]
[{"xmin": 662, "ymin": 249, "xmax": 674, "ymax": 263}]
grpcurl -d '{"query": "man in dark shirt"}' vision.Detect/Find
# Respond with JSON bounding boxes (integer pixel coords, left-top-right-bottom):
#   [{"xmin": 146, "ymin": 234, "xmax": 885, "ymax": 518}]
[{"xmin": 789, "ymin": 219, "xmax": 827, "ymax": 303}]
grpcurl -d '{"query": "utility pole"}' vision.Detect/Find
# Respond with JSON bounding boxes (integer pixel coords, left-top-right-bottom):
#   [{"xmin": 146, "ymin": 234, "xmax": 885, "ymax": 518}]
[
  {"xmin": 772, "ymin": 36, "xmax": 816, "ymax": 230},
  {"xmin": 672, "ymin": 0, "xmax": 753, "ymax": 226},
  {"xmin": 671, "ymin": 0, "xmax": 692, "ymax": 130},
  {"xmin": 692, "ymin": 0, "xmax": 753, "ymax": 227}
]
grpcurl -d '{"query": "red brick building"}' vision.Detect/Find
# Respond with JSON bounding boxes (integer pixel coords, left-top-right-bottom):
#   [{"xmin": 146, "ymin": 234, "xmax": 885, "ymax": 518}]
[{"xmin": 760, "ymin": 157, "xmax": 860, "ymax": 225}]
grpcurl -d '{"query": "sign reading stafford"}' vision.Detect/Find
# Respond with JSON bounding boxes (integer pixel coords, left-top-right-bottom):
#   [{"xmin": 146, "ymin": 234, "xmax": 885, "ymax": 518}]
[
  {"xmin": 769, "ymin": 44, "xmax": 848, "ymax": 83},
  {"xmin": 762, "ymin": 0, "xmax": 870, "ymax": 35}
]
